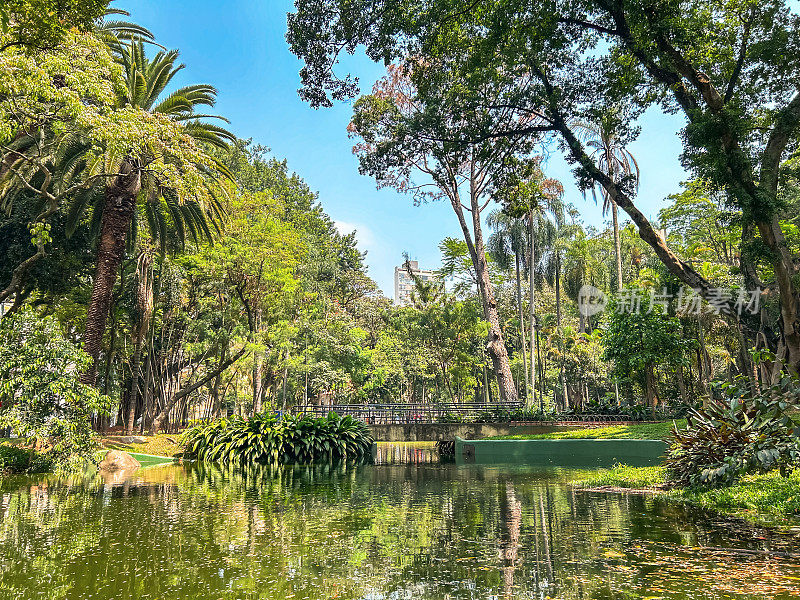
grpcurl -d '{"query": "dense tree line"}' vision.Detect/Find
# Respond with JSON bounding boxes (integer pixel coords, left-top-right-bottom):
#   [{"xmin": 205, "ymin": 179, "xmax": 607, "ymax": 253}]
[{"xmin": 2, "ymin": 1, "xmax": 800, "ymax": 460}]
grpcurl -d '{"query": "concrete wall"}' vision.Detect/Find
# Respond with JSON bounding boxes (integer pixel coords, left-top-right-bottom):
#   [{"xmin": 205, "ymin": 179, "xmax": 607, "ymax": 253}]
[
  {"xmin": 455, "ymin": 437, "xmax": 668, "ymax": 467},
  {"xmin": 368, "ymin": 422, "xmax": 578, "ymax": 442}
]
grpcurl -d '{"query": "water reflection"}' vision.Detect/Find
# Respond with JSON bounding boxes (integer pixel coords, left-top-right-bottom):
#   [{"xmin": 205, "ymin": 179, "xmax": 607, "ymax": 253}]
[
  {"xmin": 0, "ymin": 454, "xmax": 799, "ymax": 599},
  {"xmin": 374, "ymin": 441, "xmax": 440, "ymax": 464}
]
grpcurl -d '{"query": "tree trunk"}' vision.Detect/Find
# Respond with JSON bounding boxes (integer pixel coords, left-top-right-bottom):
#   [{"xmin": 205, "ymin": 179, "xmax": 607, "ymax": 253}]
[
  {"xmin": 80, "ymin": 161, "xmax": 140, "ymax": 385},
  {"xmin": 151, "ymin": 345, "xmax": 247, "ymax": 433},
  {"xmin": 515, "ymin": 251, "xmax": 528, "ymax": 399},
  {"xmin": 211, "ymin": 344, "xmax": 227, "ymax": 418},
  {"xmin": 126, "ymin": 253, "xmax": 153, "ymax": 434},
  {"xmin": 611, "ymin": 201, "xmax": 623, "ymax": 290},
  {"xmin": 676, "ymin": 365, "xmax": 688, "ymax": 404},
  {"xmin": 126, "ymin": 342, "xmax": 142, "ymax": 434},
  {"xmin": 449, "ymin": 191, "xmax": 517, "ymax": 402},
  {"xmin": 645, "ymin": 364, "xmax": 659, "ymax": 410},
  {"xmin": 529, "ymin": 210, "xmax": 537, "ymax": 408},
  {"xmin": 555, "ymin": 253, "xmax": 562, "ymax": 328}
]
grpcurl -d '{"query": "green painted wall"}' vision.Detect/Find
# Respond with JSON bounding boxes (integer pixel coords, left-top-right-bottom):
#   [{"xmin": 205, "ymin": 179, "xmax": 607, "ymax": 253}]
[{"xmin": 455, "ymin": 437, "xmax": 667, "ymax": 467}]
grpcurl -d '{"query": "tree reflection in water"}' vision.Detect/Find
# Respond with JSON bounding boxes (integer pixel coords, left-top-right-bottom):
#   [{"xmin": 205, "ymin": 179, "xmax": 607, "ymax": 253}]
[{"xmin": 1, "ymin": 458, "xmax": 800, "ymax": 599}]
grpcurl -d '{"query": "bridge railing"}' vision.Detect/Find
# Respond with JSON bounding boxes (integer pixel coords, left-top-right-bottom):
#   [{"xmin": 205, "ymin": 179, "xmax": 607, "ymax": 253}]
[
  {"xmin": 291, "ymin": 403, "xmax": 673, "ymax": 425},
  {"xmin": 293, "ymin": 402, "xmax": 524, "ymax": 424}
]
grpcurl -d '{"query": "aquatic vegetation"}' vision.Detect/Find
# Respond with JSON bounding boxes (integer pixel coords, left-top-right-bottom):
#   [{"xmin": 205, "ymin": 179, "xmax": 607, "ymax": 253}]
[
  {"xmin": 573, "ymin": 464, "xmax": 667, "ymax": 489},
  {"xmin": 181, "ymin": 412, "xmax": 373, "ymax": 464}
]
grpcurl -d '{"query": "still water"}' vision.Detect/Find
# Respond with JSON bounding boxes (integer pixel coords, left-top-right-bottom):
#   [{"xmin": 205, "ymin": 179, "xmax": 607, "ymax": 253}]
[{"xmin": 2, "ymin": 443, "xmax": 800, "ymax": 600}]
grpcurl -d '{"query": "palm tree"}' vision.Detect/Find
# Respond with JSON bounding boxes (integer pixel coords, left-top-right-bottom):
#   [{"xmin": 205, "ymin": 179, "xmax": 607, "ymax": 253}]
[
  {"xmin": 574, "ymin": 110, "xmax": 640, "ymax": 291},
  {"xmin": 80, "ymin": 40, "xmax": 235, "ymax": 384},
  {"xmin": 526, "ymin": 188, "xmax": 565, "ymax": 410},
  {"xmin": 562, "ymin": 231, "xmax": 609, "ymax": 334},
  {"xmin": 0, "ymin": 11, "xmax": 156, "ymax": 307},
  {"xmin": 539, "ymin": 218, "xmax": 581, "ymax": 409},
  {"xmin": 487, "ymin": 210, "xmax": 529, "ymax": 398},
  {"xmin": 539, "ymin": 219, "xmax": 581, "ymax": 329},
  {"xmin": 498, "ymin": 163, "xmax": 565, "ymax": 409}
]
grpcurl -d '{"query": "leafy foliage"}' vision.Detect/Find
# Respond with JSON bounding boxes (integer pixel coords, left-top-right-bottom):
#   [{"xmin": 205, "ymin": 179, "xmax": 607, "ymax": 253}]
[
  {"xmin": 666, "ymin": 375, "xmax": 800, "ymax": 487},
  {"xmin": 181, "ymin": 412, "xmax": 374, "ymax": 465},
  {"xmin": 0, "ymin": 0, "xmax": 108, "ymax": 53},
  {"xmin": 0, "ymin": 443, "xmax": 52, "ymax": 474},
  {"xmin": 0, "ymin": 308, "xmax": 110, "ymax": 467}
]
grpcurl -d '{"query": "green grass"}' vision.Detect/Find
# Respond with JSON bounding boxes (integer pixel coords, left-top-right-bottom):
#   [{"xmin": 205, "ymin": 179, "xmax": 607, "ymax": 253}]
[
  {"xmin": 100, "ymin": 433, "xmax": 184, "ymax": 458},
  {"xmin": 487, "ymin": 420, "xmax": 683, "ymax": 441},
  {"xmin": 572, "ymin": 464, "xmax": 800, "ymax": 526},
  {"xmin": 673, "ymin": 470, "xmax": 800, "ymax": 526},
  {"xmin": 572, "ymin": 464, "xmax": 667, "ymax": 489}
]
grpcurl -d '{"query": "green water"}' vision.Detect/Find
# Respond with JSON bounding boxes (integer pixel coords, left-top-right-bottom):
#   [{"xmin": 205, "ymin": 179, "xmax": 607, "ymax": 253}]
[{"xmin": 1, "ymin": 446, "xmax": 800, "ymax": 599}]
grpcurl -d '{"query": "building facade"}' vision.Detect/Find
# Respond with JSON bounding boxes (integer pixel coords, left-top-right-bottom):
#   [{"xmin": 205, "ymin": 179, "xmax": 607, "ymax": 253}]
[{"xmin": 394, "ymin": 260, "xmax": 435, "ymax": 306}]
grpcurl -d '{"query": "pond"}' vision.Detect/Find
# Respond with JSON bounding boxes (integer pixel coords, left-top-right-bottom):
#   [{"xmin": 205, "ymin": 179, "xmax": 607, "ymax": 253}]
[{"xmin": 1, "ymin": 444, "xmax": 800, "ymax": 599}]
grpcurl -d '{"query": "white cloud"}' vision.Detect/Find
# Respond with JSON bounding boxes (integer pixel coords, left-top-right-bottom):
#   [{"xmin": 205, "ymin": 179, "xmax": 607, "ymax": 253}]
[{"xmin": 333, "ymin": 220, "xmax": 376, "ymax": 249}]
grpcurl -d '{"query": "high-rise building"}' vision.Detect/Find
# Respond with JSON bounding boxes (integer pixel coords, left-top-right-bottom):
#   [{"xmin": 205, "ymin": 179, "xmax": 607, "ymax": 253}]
[{"xmin": 394, "ymin": 260, "xmax": 435, "ymax": 306}]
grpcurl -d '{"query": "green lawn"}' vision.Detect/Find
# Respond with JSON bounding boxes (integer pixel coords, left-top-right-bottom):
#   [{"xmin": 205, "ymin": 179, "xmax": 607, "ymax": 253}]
[
  {"xmin": 100, "ymin": 433, "xmax": 184, "ymax": 458},
  {"xmin": 572, "ymin": 464, "xmax": 800, "ymax": 526},
  {"xmin": 487, "ymin": 420, "xmax": 683, "ymax": 441},
  {"xmin": 573, "ymin": 464, "xmax": 668, "ymax": 489}
]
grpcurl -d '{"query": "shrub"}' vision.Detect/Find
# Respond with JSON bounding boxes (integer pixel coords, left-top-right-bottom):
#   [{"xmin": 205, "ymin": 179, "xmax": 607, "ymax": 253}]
[
  {"xmin": 666, "ymin": 374, "xmax": 800, "ymax": 488},
  {"xmin": 182, "ymin": 412, "xmax": 374, "ymax": 465},
  {"xmin": 0, "ymin": 443, "xmax": 52, "ymax": 474},
  {"xmin": 0, "ymin": 308, "xmax": 110, "ymax": 469}
]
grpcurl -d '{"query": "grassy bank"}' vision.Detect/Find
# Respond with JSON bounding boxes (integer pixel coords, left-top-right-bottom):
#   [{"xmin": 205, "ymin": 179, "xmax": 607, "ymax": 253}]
[
  {"xmin": 1, "ymin": 435, "xmax": 182, "ymax": 476},
  {"xmin": 487, "ymin": 420, "xmax": 683, "ymax": 441},
  {"xmin": 100, "ymin": 434, "xmax": 183, "ymax": 458},
  {"xmin": 573, "ymin": 464, "xmax": 800, "ymax": 526}
]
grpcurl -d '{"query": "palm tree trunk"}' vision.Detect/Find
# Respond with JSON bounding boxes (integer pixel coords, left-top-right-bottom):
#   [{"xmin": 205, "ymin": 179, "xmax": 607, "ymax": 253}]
[
  {"xmin": 555, "ymin": 252, "xmax": 568, "ymax": 411},
  {"xmin": 528, "ymin": 210, "xmax": 536, "ymax": 409},
  {"xmin": 611, "ymin": 201, "xmax": 623, "ymax": 290},
  {"xmin": 555, "ymin": 253, "xmax": 562, "ymax": 327},
  {"xmin": 80, "ymin": 162, "xmax": 140, "ymax": 385},
  {"xmin": 515, "ymin": 251, "xmax": 528, "ymax": 399}
]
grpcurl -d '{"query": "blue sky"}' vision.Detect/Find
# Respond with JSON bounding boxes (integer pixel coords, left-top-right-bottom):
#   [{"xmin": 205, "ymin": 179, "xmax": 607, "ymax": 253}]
[{"xmin": 126, "ymin": 0, "xmax": 689, "ymax": 296}]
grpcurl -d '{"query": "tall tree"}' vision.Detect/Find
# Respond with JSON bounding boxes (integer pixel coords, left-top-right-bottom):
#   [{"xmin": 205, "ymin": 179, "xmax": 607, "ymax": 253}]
[
  {"xmin": 487, "ymin": 210, "xmax": 529, "ymax": 398},
  {"xmin": 79, "ymin": 40, "xmax": 235, "ymax": 384},
  {"xmin": 574, "ymin": 109, "xmax": 640, "ymax": 291},
  {"xmin": 495, "ymin": 161, "xmax": 565, "ymax": 406},
  {"xmin": 288, "ymin": 0, "xmax": 800, "ymax": 374},
  {"xmin": 348, "ymin": 64, "xmax": 534, "ymax": 401}
]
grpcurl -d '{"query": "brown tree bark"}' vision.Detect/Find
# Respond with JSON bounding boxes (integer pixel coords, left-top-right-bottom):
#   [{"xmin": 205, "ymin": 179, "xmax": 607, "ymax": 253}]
[
  {"xmin": 449, "ymin": 187, "xmax": 518, "ymax": 403},
  {"xmin": 515, "ymin": 251, "xmax": 529, "ymax": 399},
  {"xmin": 80, "ymin": 160, "xmax": 141, "ymax": 385},
  {"xmin": 645, "ymin": 364, "xmax": 659, "ymax": 410},
  {"xmin": 150, "ymin": 345, "xmax": 247, "ymax": 434}
]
